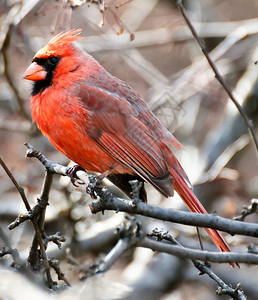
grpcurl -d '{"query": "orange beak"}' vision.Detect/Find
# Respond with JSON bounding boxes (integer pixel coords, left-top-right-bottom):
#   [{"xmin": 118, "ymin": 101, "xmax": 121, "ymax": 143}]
[{"xmin": 23, "ymin": 62, "xmax": 47, "ymax": 81}]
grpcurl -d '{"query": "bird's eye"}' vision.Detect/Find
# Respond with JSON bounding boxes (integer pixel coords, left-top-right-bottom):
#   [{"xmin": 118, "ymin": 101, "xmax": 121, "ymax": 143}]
[{"xmin": 48, "ymin": 56, "xmax": 59, "ymax": 65}]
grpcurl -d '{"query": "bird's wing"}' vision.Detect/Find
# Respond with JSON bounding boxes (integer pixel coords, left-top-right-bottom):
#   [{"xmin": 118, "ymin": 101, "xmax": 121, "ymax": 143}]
[
  {"xmin": 79, "ymin": 84, "xmax": 174, "ymax": 197},
  {"xmin": 91, "ymin": 77, "xmax": 183, "ymax": 149}
]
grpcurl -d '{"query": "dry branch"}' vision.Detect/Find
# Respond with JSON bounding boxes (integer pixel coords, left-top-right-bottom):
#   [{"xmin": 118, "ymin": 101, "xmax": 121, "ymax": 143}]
[
  {"xmin": 145, "ymin": 229, "xmax": 245, "ymax": 298},
  {"xmin": 140, "ymin": 238, "xmax": 258, "ymax": 264},
  {"xmin": 23, "ymin": 144, "xmax": 258, "ymax": 238},
  {"xmin": 177, "ymin": 0, "xmax": 258, "ymax": 152},
  {"xmin": 89, "ymin": 192, "xmax": 258, "ymax": 238}
]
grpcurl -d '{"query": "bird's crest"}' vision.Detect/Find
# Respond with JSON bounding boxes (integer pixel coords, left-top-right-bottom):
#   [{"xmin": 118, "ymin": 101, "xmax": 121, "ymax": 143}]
[
  {"xmin": 35, "ymin": 29, "xmax": 83, "ymax": 58},
  {"xmin": 48, "ymin": 29, "xmax": 83, "ymax": 46}
]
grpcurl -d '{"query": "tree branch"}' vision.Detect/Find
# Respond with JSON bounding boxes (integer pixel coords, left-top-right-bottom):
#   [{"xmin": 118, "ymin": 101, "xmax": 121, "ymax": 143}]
[
  {"xmin": 0, "ymin": 152, "xmax": 63, "ymax": 288},
  {"xmin": 0, "ymin": 227, "xmax": 21, "ymax": 267},
  {"xmin": 89, "ymin": 192, "xmax": 258, "ymax": 238},
  {"xmin": 27, "ymin": 171, "xmax": 53, "ymax": 268},
  {"xmin": 234, "ymin": 199, "xmax": 258, "ymax": 221},
  {"xmin": 0, "ymin": 155, "xmax": 31, "ymax": 211},
  {"xmin": 146, "ymin": 229, "xmax": 245, "ymax": 299},
  {"xmin": 23, "ymin": 143, "xmax": 258, "ymax": 238},
  {"xmin": 177, "ymin": 0, "xmax": 258, "ymax": 152},
  {"xmin": 140, "ymin": 237, "xmax": 258, "ymax": 264},
  {"xmin": 80, "ymin": 216, "xmax": 141, "ymax": 279}
]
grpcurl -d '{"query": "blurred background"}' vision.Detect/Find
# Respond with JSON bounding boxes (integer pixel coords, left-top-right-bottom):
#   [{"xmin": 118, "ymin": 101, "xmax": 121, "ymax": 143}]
[{"xmin": 0, "ymin": 0, "xmax": 258, "ymax": 299}]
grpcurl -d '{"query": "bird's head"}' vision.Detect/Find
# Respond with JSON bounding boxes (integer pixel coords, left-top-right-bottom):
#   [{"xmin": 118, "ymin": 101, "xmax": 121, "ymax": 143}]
[{"xmin": 23, "ymin": 29, "xmax": 83, "ymax": 95}]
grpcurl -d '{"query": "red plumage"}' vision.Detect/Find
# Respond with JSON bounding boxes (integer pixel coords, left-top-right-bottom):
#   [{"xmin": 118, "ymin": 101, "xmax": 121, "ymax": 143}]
[{"xmin": 24, "ymin": 29, "xmax": 232, "ymax": 255}]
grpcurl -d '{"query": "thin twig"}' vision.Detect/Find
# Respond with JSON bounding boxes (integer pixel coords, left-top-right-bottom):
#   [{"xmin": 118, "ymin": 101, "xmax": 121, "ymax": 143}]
[
  {"xmin": 0, "ymin": 0, "xmax": 40, "ymax": 121},
  {"xmin": 199, "ymin": 134, "xmax": 250, "ymax": 183},
  {"xmin": 177, "ymin": 0, "xmax": 258, "ymax": 152},
  {"xmin": 0, "ymin": 155, "xmax": 30, "ymax": 211},
  {"xmin": 0, "ymin": 154, "xmax": 54, "ymax": 287},
  {"xmin": 194, "ymin": 261, "xmax": 245, "ymax": 299},
  {"xmin": 234, "ymin": 199, "xmax": 258, "ymax": 221},
  {"xmin": 0, "ymin": 227, "xmax": 21, "ymax": 266},
  {"xmin": 82, "ymin": 18, "xmax": 258, "ymax": 53},
  {"xmin": 147, "ymin": 229, "xmax": 245, "ymax": 298},
  {"xmin": 115, "ymin": 0, "xmax": 132, "ymax": 9},
  {"xmin": 26, "ymin": 168, "xmax": 67, "ymax": 286},
  {"xmin": 44, "ymin": 232, "xmax": 66, "ymax": 249},
  {"xmin": 48, "ymin": 259, "xmax": 71, "ymax": 286}
]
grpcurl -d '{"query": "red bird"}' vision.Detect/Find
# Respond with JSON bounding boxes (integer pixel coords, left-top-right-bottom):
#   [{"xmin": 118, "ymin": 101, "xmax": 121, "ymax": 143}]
[{"xmin": 23, "ymin": 29, "xmax": 231, "ymax": 254}]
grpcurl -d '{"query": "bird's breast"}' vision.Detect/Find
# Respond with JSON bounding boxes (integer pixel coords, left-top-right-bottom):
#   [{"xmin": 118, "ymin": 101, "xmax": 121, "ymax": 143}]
[{"xmin": 30, "ymin": 85, "xmax": 128, "ymax": 174}]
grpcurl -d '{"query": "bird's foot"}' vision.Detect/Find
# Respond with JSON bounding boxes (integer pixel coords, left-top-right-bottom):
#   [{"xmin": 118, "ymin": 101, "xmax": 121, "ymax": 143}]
[{"xmin": 66, "ymin": 165, "xmax": 85, "ymax": 187}]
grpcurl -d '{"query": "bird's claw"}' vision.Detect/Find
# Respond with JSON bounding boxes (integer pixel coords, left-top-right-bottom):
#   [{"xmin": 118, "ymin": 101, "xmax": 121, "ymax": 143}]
[{"xmin": 66, "ymin": 165, "xmax": 85, "ymax": 187}]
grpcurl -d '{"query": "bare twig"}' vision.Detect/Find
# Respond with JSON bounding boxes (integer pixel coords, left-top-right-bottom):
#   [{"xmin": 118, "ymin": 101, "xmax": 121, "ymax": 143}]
[
  {"xmin": 234, "ymin": 199, "xmax": 258, "ymax": 221},
  {"xmin": 116, "ymin": 0, "xmax": 133, "ymax": 9},
  {"xmin": 129, "ymin": 179, "xmax": 143, "ymax": 206},
  {"xmin": 0, "ymin": 227, "xmax": 21, "ymax": 266},
  {"xmin": 0, "ymin": 0, "xmax": 41, "ymax": 121},
  {"xmin": 0, "ymin": 247, "xmax": 12, "ymax": 257},
  {"xmin": 199, "ymin": 134, "xmax": 250, "ymax": 183},
  {"xmin": 25, "ymin": 143, "xmax": 72, "ymax": 176},
  {"xmin": 0, "ymin": 154, "xmax": 54, "ymax": 287},
  {"xmin": 27, "ymin": 171, "xmax": 53, "ymax": 268},
  {"xmin": 194, "ymin": 261, "xmax": 245, "ymax": 299},
  {"xmin": 1, "ymin": 36, "xmax": 31, "ymax": 121},
  {"xmin": 0, "ymin": 155, "xmax": 31, "ymax": 211},
  {"xmin": 44, "ymin": 232, "xmax": 66, "ymax": 249},
  {"xmin": 80, "ymin": 216, "xmax": 141, "ymax": 278},
  {"xmin": 82, "ymin": 18, "xmax": 258, "ymax": 53},
  {"xmin": 110, "ymin": 7, "xmax": 135, "ymax": 40},
  {"xmin": 8, "ymin": 212, "xmax": 32, "ymax": 230},
  {"xmin": 147, "ymin": 229, "xmax": 245, "ymax": 298},
  {"xmin": 23, "ymin": 157, "xmax": 67, "ymax": 286},
  {"xmin": 177, "ymin": 0, "xmax": 258, "ymax": 152},
  {"xmin": 48, "ymin": 259, "xmax": 70, "ymax": 286}
]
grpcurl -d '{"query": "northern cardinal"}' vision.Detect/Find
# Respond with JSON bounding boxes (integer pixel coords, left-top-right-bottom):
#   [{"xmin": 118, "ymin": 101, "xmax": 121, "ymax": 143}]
[{"xmin": 23, "ymin": 29, "xmax": 231, "ymax": 254}]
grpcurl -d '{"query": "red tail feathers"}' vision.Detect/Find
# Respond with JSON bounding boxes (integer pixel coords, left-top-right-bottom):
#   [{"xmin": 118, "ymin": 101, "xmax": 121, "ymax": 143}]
[{"xmin": 170, "ymin": 168, "xmax": 231, "ymax": 253}]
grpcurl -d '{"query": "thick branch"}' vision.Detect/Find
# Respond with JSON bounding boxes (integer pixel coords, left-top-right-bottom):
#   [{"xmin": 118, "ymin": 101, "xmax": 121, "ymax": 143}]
[
  {"xmin": 89, "ymin": 195, "xmax": 258, "ymax": 237},
  {"xmin": 25, "ymin": 143, "xmax": 89, "ymax": 183},
  {"xmin": 140, "ymin": 238, "xmax": 258, "ymax": 264},
  {"xmin": 25, "ymin": 143, "xmax": 68, "ymax": 175},
  {"xmin": 23, "ymin": 144, "xmax": 258, "ymax": 237}
]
